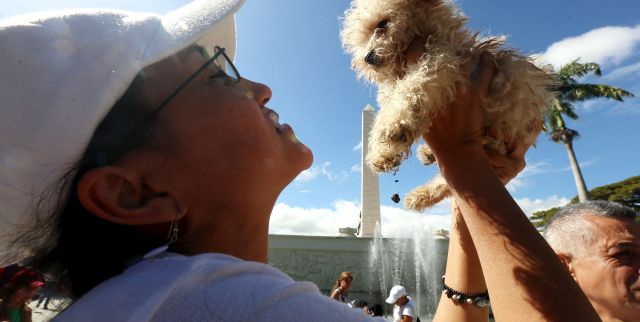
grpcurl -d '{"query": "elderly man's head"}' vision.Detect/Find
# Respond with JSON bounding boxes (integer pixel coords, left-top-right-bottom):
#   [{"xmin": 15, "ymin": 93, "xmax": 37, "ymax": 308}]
[{"xmin": 544, "ymin": 200, "xmax": 639, "ymax": 322}]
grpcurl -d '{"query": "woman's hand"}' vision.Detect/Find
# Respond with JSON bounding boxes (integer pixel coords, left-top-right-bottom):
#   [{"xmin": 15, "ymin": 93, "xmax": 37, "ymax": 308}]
[
  {"xmin": 422, "ymin": 52, "xmax": 496, "ymax": 158},
  {"xmin": 405, "ymin": 36, "xmax": 497, "ymax": 157},
  {"xmin": 487, "ymin": 141, "xmax": 530, "ymax": 186}
]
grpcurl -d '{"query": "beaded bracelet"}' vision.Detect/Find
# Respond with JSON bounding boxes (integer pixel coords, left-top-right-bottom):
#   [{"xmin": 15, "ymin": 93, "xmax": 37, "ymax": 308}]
[{"xmin": 441, "ymin": 276, "xmax": 491, "ymax": 308}]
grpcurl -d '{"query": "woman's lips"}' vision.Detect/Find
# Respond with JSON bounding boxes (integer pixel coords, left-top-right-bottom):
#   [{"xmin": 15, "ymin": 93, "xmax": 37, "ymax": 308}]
[
  {"xmin": 268, "ymin": 111, "xmax": 285, "ymax": 133},
  {"xmin": 268, "ymin": 110, "xmax": 287, "ymax": 133},
  {"xmin": 267, "ymin": 108, "xmax": 298, "ymax": 142}
]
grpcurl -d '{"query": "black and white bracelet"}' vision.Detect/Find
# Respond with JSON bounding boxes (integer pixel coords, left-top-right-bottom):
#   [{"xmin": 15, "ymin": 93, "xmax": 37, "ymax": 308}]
[{"xmin": 441, "ymin": 276, "xmax": 490, "ymax": 308}]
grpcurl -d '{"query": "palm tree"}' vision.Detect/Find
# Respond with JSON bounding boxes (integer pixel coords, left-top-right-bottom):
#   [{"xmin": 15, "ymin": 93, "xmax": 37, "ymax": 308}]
[{"xmin": 544, "ymin": 60, "xmax": 634, "ymax": 202}]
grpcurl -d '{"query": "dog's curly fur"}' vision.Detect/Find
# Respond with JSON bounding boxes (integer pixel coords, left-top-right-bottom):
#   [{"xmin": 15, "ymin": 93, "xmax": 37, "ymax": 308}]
[{"xmin": 341, "ymin": 0, "xmax": 554, "ymax": 211}]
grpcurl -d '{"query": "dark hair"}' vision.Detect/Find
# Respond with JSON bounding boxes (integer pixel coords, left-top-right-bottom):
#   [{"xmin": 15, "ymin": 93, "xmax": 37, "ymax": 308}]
[
  {"xmin": 350, "ymin": 299, "xmax": 368, "ymax": 309},
  {"xmin": 16, "ymin": 72, "xmax": 168, "ymax": 298},
  {"xmin": 368, "ymin": 303, "xmax": 383, "ymax": 316}
]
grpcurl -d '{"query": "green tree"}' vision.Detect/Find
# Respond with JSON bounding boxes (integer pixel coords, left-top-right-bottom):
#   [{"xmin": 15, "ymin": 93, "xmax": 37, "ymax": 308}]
[
  {"xmin": 530, "ymin": 175, "xmax": 640, "ymax": 229},
  {"xmin": 530, "ymin": 207, "xmax": 560, "ymax": 229},
  {"xmin": 544, "ymin": 60, "xmax": 634, "ymax": 202}
]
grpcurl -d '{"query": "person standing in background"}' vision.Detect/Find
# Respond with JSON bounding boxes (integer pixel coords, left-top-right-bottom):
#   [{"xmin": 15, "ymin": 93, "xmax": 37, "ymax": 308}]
[
  {"xmin": 386, "ymin": 285, "xmax": 417, "ymax": 322},
  {"xmin": 0, "ymin": 268, "xmax": 45, "ymax": 322},
  {"xmin": 330, "ymin": 271, "xmax": 353, "ymax": 303}
]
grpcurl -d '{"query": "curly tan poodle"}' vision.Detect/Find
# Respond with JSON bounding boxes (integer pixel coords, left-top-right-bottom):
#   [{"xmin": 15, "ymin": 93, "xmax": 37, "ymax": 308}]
[{"xmin": 341, "ymin": 0, "xmax": 554, "ymax": 211}]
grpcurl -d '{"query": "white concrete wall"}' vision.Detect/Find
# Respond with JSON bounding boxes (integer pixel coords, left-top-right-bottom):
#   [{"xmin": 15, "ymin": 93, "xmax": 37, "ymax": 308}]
[{"xmin": 268, "ymin": 234, "xmax": 449, "ymax": 317}]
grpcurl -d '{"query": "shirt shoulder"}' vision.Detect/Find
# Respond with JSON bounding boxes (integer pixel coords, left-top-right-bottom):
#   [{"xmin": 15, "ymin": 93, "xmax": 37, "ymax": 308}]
[
  {"xmin": 53, "ymin": 253, "xmax": 383, "ymax": 322},
  {"xmin": 54, "ymin": 253, "xmax": 290, "ymax": 321},
  {"xmin": 401, "ymin": 299, "xmax": 416, "ymax": 317}
]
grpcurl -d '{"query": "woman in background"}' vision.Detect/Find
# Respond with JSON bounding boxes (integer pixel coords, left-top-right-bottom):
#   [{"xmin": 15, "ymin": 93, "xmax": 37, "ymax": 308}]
[
  {"xmin": 330, "ymin": 271, "xmax": 353, "ymax": 303},
  {"xmin": 0, "ymin": 268, "xmax": 45, "ymax": 322}
]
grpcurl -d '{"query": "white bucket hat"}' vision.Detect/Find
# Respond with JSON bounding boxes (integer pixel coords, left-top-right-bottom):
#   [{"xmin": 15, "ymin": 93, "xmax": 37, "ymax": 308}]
[{"xmin": 0, "ymin": 0, "xmax": 245, "ymax": 254}]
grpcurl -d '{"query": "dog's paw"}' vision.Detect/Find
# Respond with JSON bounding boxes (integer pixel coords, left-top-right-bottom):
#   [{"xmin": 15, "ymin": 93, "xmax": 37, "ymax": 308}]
[
  {"xmin": 368, "ymin": 152, "xmax": 406, "ymax": 173},
  {"xmin": 384, "ymin": 120, "xmax": 418, "ymax": 148},
  {"xmin": 416, "ymin": 144, "xmax": 436, "ymax": 165},
  {"xmin": 404, "ymin": 175, "xmax": 451, "ymax": 211}
]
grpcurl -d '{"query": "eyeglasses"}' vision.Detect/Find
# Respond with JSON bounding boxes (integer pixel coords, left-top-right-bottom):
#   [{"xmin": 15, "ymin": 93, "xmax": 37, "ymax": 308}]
[
  {"xmin": 154, "ymin": 46, "xmax": 240, "ymax": 112},
  {"xmin": 90, "ymin": 46, "xmax": 239, "ymax": 166}
]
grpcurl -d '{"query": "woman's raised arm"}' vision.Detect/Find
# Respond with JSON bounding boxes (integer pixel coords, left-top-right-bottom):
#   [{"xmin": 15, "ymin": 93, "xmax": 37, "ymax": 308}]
[{"xmin": 427, "ymin": 52, "xmax": 600, "ymax": 321}]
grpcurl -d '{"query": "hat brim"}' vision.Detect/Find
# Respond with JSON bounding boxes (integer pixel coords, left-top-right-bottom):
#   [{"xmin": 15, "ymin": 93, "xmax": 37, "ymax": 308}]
[{"xmin": 144, "ymin": 0, "xmax": 245, "ymax": 68}]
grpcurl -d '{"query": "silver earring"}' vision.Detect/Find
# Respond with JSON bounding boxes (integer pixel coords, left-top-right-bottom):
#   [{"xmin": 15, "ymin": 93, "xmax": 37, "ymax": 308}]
[
  {"xmin": 143, "ymin": 210, "xmax": 181, "ymax": 259},
  {"xmin": 167, "ymin": 217, "xmax": 179, "ymax": 245}
]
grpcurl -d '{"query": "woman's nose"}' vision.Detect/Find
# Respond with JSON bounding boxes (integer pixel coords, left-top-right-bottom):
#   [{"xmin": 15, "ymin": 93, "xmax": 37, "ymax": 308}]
[{"xmin": 243, "ymin": 79, "xmax": 272, "ymax": 106}]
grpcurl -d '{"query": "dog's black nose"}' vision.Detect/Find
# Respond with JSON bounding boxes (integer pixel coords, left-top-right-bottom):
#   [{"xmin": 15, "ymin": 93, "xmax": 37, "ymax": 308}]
[{"xmin": 365, "ymin": 50, "xmax": 380, "ymax": 66}]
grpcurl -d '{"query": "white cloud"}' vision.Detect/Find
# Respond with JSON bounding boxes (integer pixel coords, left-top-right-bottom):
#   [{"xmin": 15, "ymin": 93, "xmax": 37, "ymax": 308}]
[
  {"xmin": 541, "ymin": 25, "xmax": 640, "ymax": 68},
  {"xmin": 350, "ymin": 163, "xmax": 362, "ymax": 173},
  {"xmin": 380, "ymin": 200, "xmax": 453, "ymax": 236},
  {"xmin": 611, "ymin": 102, "xmax": 640, "ymax": 115},
  {"xmin": 516, "ymin": 195, "xmax": 570, "ymax": 217},
  {"xmin": 294, "ymin": 167, "xmax": 320, "ymax": 183},
  {"xmin": 506, "ymin": 178, "xmax": 527, "ymax": 192},
  {"xmin": 576, "ymin": 100, "xmax": 601, "ymax": 111},
  {"xmin": 321, "ymin": 162, "xmax": 349, "ymax": 182},
  {"xmin": 507, "ymin": 161, "xmax": 551, "ymax": 192},
  {"xmin": 270, "ymin": 199, "xmax": 451, "ymax": 237},
  {"xmin": 520, "ymin": 161, "xmax": 551, "ymax": 176},
  {"xmin": 294, "ymin": 162, "xmax": 353, "ymax": 183},
  {"xmin": 269, "ymin": 200, "xmax": 361, "ymax": 236},
  {"xmin": 558, "ymin": 157, "xmax": 598, "ymax": 172},
  {"xmin": 270, "ymin": 195, "xmax": 568, "ymax": 237},
  {"xmin": 353, "ymin": 141, "xmax": 363, "ymax": 151},
  {"xmin": 606, "ymin": 60, "xmax": 640, "ymax": 80},
  {"xmin": 506, "ymin": 158, "xmax": 598, "ymax": 192},
  {"xmin": 575, "ymin": 96, "xmax": 635, "ymax": 113}
]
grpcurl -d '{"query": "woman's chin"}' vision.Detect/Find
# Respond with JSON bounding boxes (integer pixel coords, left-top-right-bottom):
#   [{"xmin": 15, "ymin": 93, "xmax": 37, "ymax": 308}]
[
  {"xmin": 290, "ymin": 139, "xmax": 314, "ymax": 170},
  {"xmin": 282, "ymin": 154, "xmax": 312, "ymax": 185},
  {"xmin": 301, "ymin": 146, "xmax": 314, "ymax": 169}
]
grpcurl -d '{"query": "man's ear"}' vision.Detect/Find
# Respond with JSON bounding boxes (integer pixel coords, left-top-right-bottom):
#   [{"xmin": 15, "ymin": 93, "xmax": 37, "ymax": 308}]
[
  {"xmin": 556, "ymin": 253, "xmax": 577, "ymax": 281},
  {"xmin": 77, "ymin": 166, "xmax": 182, "ymax": 225}
]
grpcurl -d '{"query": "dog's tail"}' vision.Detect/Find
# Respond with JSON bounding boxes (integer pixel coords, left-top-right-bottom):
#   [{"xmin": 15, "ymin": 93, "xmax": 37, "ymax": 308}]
[{"xmin": 404, "ymin": 174, "xmax": 451, "ymax": 212}]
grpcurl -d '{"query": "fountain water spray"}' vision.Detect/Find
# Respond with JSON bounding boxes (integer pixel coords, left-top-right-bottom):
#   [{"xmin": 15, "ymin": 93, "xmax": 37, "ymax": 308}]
[{"xmin": 368, "ymin": 217, "xmax": 447, "ymax": 319}]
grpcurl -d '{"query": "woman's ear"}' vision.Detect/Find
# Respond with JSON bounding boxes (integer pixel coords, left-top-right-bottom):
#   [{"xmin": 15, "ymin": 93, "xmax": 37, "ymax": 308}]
[{"xmin": 77, "ymin": 166, "xmax": 182, "ymax": 225}]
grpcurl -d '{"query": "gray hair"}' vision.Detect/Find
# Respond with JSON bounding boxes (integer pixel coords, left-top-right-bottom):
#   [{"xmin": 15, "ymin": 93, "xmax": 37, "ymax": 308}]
[{"xmin": 544, "ymin": 200, "xmax": 638, "ymax": 258}]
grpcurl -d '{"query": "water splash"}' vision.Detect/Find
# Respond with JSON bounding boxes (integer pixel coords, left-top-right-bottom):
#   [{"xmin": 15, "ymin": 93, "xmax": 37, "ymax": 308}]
[{"xmin": 368, "ymin": 218, "xmax": 446, "ymax": 319}]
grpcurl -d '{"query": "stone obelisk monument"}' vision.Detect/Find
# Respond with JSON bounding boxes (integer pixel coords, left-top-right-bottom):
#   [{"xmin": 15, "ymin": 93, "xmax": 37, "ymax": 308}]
[{"xmin": 360, "ymin": 104, "xmax": 381, "ymax": 237}]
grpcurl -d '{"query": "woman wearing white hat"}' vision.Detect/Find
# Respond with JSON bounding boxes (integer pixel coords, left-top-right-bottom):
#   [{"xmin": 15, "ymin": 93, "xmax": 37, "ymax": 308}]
[
  {"xmin": 0, "ymin": 1, "xmax": 600, "ymax": 321},
  {"xmin": 0, "ymin": 1, "xmax": 382, "ymax": 321}
]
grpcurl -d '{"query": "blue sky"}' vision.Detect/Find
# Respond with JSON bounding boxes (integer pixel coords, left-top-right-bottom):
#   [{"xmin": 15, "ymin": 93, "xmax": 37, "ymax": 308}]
[{"xmin": 4, "ymin": 0, "xmax": 639, "ymax": 236}]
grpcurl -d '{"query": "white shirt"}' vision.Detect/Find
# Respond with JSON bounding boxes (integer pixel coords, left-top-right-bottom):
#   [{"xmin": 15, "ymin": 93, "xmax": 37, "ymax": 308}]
[
  {"xmin": 53, "ymin": 252, "xmax": 385, "ymax": 322},
  {"xmin": 393, "ymin": 297, "xmax": 416, "ymax": 322},
  {"xmin": 335, "ymin": 288, "xmax": 348, "ymax": 303}
]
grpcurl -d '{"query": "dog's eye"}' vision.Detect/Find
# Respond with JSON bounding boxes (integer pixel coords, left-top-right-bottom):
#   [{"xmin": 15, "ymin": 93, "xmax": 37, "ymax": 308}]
[{"xmin": 376, "ymin": 19, "xmax": 389, "ymax": 29}]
